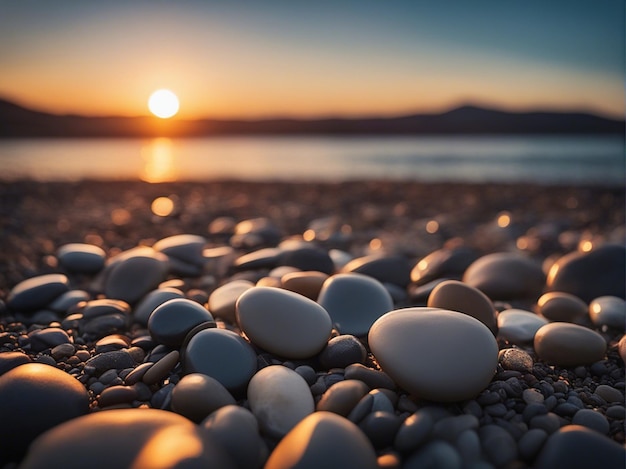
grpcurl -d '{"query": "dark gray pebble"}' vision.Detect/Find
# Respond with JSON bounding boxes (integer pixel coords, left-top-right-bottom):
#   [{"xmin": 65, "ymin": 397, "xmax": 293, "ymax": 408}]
[
  {"xmin": 518, "ymin": 428, "xmax": 548, "ymax": 462},
  {"xmin": 342, "ymin": 255, "xmax": 412, "ymax": 288},
  {"xmin": 317, "ymin": 379, "xmax": 369, "ymax": 416},
  {"xmin": 359, "ymin": 410, "xmax": 402, "ymax": 449},
  {"xmin": 277, "ymin": 246, "xmax": 335, "ymax": 274},
  {"xmin": 124, "ymin": 362, "xmax": 154, "ymax": 385},
  {"xmin": 142, "ymin": 350, "xmax": 179, "ymax": 385},
  {"xmin": 85, "ymin": 350, "xmax": 136, "ymax": 376},
  {"xmin": 6, "ymin": 274, "xmax": 69, "ymax": 312},
  {"xmin": 98, "ymin": 385, "xmax": 138, "ymax": 407},
  {"xmin": 344, "ymin": 363, "xmax": 396, "ymax": 390},
  {"xmin": 394, "ymin": 410, "xmax": 434, "ymax": 454},
  {"xmin": 403, "ymin": 440, "xmax": 461, "ymax": 469},
  {"xmin": 454, "ymin": 429, "xmax": 482, "ymax": 464},
  {"xmin": 294, "ymin": 365, "xmax": 317, "ymax": 386},
  {"xmin": 433, "ymin": 414, "xmax": 480, "ymax": 442},
  {"xmin": 319, "ymin": 335, "xmax": 367, "ymax": 369},
  {"xmin": 148, "ymin": 298, "xmax": 214, "ymax": 348},
  {"xmin": 478, "ymin": 424, "xmax": 518, "ymax": 467},
  {"xmin": 572, "ymin": 408, "xmax": 610, "ymax": 434},
  {"xmin": 529, "ymin": 412, "xmax": 561, "ymax": 434}
]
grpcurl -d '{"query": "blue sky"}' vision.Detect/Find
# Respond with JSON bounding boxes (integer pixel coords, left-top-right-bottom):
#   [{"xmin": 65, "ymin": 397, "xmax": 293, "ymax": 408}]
[{"xmin": 0, "ymin": 0, "xmax": 623, "ymax": 118}]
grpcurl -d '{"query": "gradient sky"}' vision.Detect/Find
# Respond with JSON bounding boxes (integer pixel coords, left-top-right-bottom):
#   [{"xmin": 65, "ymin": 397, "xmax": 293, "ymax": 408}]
[{"xmin": 0, "ymin": 0, "xmax": 623, "ymax": 119}]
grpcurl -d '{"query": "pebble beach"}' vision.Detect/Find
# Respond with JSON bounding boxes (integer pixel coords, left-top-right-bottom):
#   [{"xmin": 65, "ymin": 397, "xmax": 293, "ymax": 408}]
[{"xmin": 0, "ymin": 179, "xmax": 624, "ymax": 468}]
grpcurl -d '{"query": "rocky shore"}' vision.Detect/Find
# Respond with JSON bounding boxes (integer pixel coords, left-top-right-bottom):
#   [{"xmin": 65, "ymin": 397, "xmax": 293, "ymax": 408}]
[{"xmin": 0, "ymin": 179, "xmax": 624, "ymax": 468}]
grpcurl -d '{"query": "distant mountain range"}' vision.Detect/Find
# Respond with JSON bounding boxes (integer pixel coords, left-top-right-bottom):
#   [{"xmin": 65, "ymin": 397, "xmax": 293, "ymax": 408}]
[{"xmin": 0, "ymin": 97, "xmax": 623, "ymax": 137}]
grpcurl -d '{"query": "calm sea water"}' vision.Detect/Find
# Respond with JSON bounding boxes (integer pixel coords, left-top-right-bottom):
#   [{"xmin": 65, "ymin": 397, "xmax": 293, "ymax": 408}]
[{"xmin": 0, "ymin": 135, "xmax": 623, "ymax": 185}]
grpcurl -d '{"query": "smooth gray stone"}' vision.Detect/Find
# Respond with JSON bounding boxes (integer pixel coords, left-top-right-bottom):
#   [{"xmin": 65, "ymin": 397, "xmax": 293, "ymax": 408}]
[
  {"xmin": 394, "ymin": 410, "xmax": 434, "ymax": 454},
  {"xmin": 534, "ymin": 322, "xmax": 606, "ymax": 366},
  {"xmin": 358, "ymin": 410, "xmax": 402, "ymax": 449},
  {"xmin": 48, "ymin": 289, "xmax": 90, "ymax": 313},
  {"xmin": 369, "ymin": 308, "xmax": 498, "ymax": 401},
  {"xmin": 403, "ymin": 440, "xmax": 462, "ymax": 469},
  {"xmin": 547, "ymin": 244, "xmax": 626, "ymax": 303},
  {"xmin": 81, "ymin": 298, "xmax": 130, "ymax": 320},
  {"xmin": 433, "ymin": 414, "xmax": 480, "ymax": 442},
  {"xmin": 571, "ymin": 408, "xmax": 610, "ymax": 435},
  {"xmin": 97, "ymin": 385, "xmax": 138, "ymax": 407},
  {"xmin": 529, "ymin": 412, "xmax": 561, "ymax": 434},
  {"xmin": 0, "ymin": 363, "xmax": 89, "ymax": 463},
  {"xmin": 498, "ymin": 347, "xmax": 534, "ymax": 372},
  {"xmin": 605, "ymin": 405, "xmax": 625, "ymax": 419},
  {"xmin": 534, "ymin": 425, "xmax": 626, "ymax": 469},
  {"xmin": 277, "ymin": 246, "xmax": 335, "ymax": 274},
  {"xmin": 236, "ymin": 286, "xmax": 332, "ymax": 359},
  {"xmin": 28, "ymin": 328, "xmax": 71, "ymax": 352},
  {"xmin": 463, "ymin": 252, "xmax": 545, "ymax": 300},
  {"xmin": 317, "ymin": 379, "xmax": 370, "ymax": 416},
  {"xmin": 201, "ymin": 405, "xmax": 268, "ymax": 469},
  {"xmin": 537, "ymin": 291, "xmax": 588, "ymax": 323},
  {"xmin": 318, "ymin": 273, "xmax": 394, "ymax": 336},
  {"xmin": 153, "ymin": 234, "xmax": 207, "ymax": 266},
  {"xmin": 85, "ymin": 350, "xmax": 136, "ymax": 376},
  {"xmin": 295, "ymin": 365, "xmax": 317, "ymax": 385},
  {"xmin": 133, "ymin": 287, "xmax": 184, "ymax": 326},
  {"xmin": 57, "ymin": 243, "xmax": 106, "ymax": 273},
  {"xmin": 344, "ymin": 363, "xmax": 396, "ymax": 390},
  {"xmin": 20, "ymin": 409, "xmax": 235, "ymax": 469},
  {"xmin": 171, "ymin": 373, "xmax": 236, "ymax": 423},
  {"xmin": 264, "ymin": 411, "xmax": 378, "ymax": 469},
  {"xmin": 0, "ymin": 352, "xmax": 32, "ymax": 375},
  {"xmin": 6, "ymin": 273, "xmax": 69, "ymax": 312},
  {"xmin": 522, "ymin": 388, "xmax": 545, "ymax": 405},
  {"xmin": 319, "ymin": 335, "xmax": 367, "ymax": 369},
  {"xmin": 497, "ymin": 309, "xmax": 548, "ymax": 344},
  {"xmin": 184, "ymin": 328, "xmax": 257, "ymax": 395},
  {"xmin": 82, "ymin": 313, "xmax": 127, "ymax": 338},
  {"xmin": 589, "ymin": 295, "xmax": 626, "ymax": 330},
  {"xmin": 517, "ymin": 428, "xmax": 548, "ymax": 462},
  {"xmin": 208, "ymin": 279, "xmax": 254, "ymax": 324},
  {"xmin": 455, "ymin": 429, "xmax": 482, "ymax": 463},
  {"xmin": 478, "ymin": 424, "xmax": 518, "ymax": 467},
  {"xmin": 148, "ymin": 298, "xmax": 214, "ymax": 348},
  {"xmin": 50, "ymin": 343, "xmax": 75, "ymax": 360},
  {"xmin": 594, "ymin": 384, "xmax": 624, "ymax": 403},
  {"xmin": 233, "ymin": 247, "xmax": 282, "ymax": 271},
  {"xmin": 231, "ymin": 217, "xmax": 282, "ymax": 249},
  {"xmin": 411, "ymin": 245, "xmax": 478, "ymax": 286},
  {"xmin": 142, "ymin": 350, "xmax": 179, "ymax": 385},
  {"xmin": 341, "ymin": 254, "xmax": 412, "ymax": 288}
]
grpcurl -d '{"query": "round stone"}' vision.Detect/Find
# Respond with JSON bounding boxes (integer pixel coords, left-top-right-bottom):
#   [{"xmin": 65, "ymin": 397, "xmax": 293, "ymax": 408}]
[
  {"xmin": 183, "ymin": 328, "xmax": 257, "ymax": 394},
  {"xmin": 319, "ymin": 335, "xmax": 368, "ymax": 369},
  {"xmin": 534, "ymin": 322, "xmax": 606, "ymax": 366},
  {"xmin": 594, "ymin": 384, "xmax": 624, "ymax": 403},
  {"xmin": 236, "ymin": 286, "xmax": 332, "ymax": 359},
  {"xmin": 589, "ymin": 296, "xmax": 625, "ymax": 330},
  {"xmin": 153, "ymin": 234, "xmax": 207, "ymax": 266},
  {"xmin": 234, "ymin": 247, "xmax": 282, "ymax": 271},
  {"xmin": 537, "ymin": 292, "xmax": 588, "ymax": 323},
  {"xmin": 208, "ymin": 280, "xmax": 254, "ymax": 324},
  {"xmin": 463, "ymin": 253, "xmax": 545, "ymax": 300},
  {"xmin": 264, "ymin": 411, "xmax": 378, "ymax": 469},
  {"xmin": 148, "ymin": 298, "xmax": 214, "ymax": 348},
  {"xmin": 341, "ymin": 254, "xmax": 412, "ymax": 288},
  {"xmin": 281, "ymin": 271, "xmax": 329, "ymax": 300},
  {"xmin": 171, "ymin": 373, "xmax": 236, "ymax": 422},
  {"xmin": 497, "ymin": 309, "xmax": 548, "ymax": 344},
  {"xmin": 547, "ymin": 244, "xmax": 626, "ymax": 303},
  {"xmin": 0, "ymin": 363, "xmax": 89, "ymax": 462},
  {"xmin": 318, "ymin": 273, "xmax": 394, "ymax": 336},
  {"xmin": 277, "ymin": 246, "xmax": 335, "ymax": 274},
  {"xmin": 427, "ymin": 279, "xmax": 497, "ymax": 334},
  {"xmin": 411, "ymin": 245, "xmax": 478, "ymax": 286},
  {"xmin": 6, "ymin": 273, "xmax": 69, "ymax": 312},
  {"xmin": 19, "ymin": 408, "xmax": 235, "ymax": 469},
  {"xmin": 498, "ymin": 348, "xmax": 534, "ymax": 373},
  {"xmin": 394, "ymin": 410, "xmax": 434, "ymax": 454},
  {"xmin": 571, "ymin": 409, "xmax": 610, "ymax": 434},
  {"xmin": 368, "ymin": 307, "xmax": 498, "ymax": 402},
  {"xmin": 28, "ymin": 328, "xmax": 71, "ymax": 352},
  {"xmin": 316, "ymin": 379, "xmax": 370, "ymax": 416},
  {"xmin": 133, "ymin": 287, "xmax": 184, "ymax": 326},
  {"xmin": 57, "ymin": 243, "xmax": 106, "ymax": 274},
  {"xmin": 247, "ymin": 365, "xmax": 314, "ymax": 438},
  {"xmin": 231, "ymin": 217, "xmax": 282, "ymax": 249}
]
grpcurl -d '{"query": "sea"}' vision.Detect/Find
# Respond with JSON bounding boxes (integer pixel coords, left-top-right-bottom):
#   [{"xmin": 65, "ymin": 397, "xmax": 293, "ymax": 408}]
[{"xmin": 0, "ymin": 135, "xmax": 623, "ymax": 186}]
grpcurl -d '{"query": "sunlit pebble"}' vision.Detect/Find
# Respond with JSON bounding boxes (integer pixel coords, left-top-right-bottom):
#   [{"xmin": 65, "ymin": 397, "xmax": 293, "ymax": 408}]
[
  {"xmin": 111, "ymin": 208, "xmax": 131, "ymax": 226},
  {"xmin": 497, "ymin": 212, "xmax": 511, "ymax": 228},
  {"xmin": 84, "ymin": 233, "xmax": 104, "ymax": 247},
  {"xmin": 303, "ymin": 229, "xmax": 316, "ymax": 242},
  {"xmin": 43, "ymin": 255, "xmax": 58, "ymax": 268},
  {"xmin": 425, "ymin": 220, "xmax": 439, "ymax": 234},
  {"xmin": 579, "ymin": 240, "xmax": 594, "ymax": 252},
  {"xmin": 369, "ymin": 238, "xmax": 383, "ymax": 250},
  {"xmin": 151, "ymin": 197, "xmax": 175, "ymax": 217}
]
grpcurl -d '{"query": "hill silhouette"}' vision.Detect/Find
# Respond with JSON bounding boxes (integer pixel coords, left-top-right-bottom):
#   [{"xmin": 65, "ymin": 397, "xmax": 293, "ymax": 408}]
[{"xmin": 0, "ymin": 98, "xmax": 622, "ymax": 137}]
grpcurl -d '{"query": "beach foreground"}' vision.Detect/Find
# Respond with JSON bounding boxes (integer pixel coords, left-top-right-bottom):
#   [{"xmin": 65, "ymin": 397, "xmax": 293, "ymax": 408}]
[{"xmin": 0, "ymin": 179, "xmax": 624, "ymax": 468}]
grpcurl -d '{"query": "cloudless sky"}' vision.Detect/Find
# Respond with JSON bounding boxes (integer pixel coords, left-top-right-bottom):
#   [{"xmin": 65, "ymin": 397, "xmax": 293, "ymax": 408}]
[{"xmin": 0, "ymin": 0, "xmax": 623, "ymax": 119}]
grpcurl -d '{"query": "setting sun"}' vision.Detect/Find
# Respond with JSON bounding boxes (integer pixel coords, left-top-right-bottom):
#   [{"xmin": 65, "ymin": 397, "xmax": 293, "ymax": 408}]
[{"xmin": 148, "ymin": 89, "xmax": 179, "ymax": 119}]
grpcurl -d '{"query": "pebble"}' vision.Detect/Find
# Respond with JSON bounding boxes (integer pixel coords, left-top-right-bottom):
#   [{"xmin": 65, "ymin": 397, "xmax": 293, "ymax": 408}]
[
  {"xmin": 148, "ymin": 298, "xmax": 214, "ymax": 348},
  {"xmin": 132, "ymin": 287, "xmax": 184, "ymax": 326},
  {"xmin": 56, "ymin": 243, "xmax": 106, "ymax": 274},
  {"xmin": 463, "ymin": 252, "xmax": 545, "ymax": 300},
  {"xmin": 171, "ymin": 373, "xmax": 236, "ymax": 422},
  {"xmin": 6, "ymin": 273, "xmax": 69, "ymax": 312},
  {"xmin": 594, "ymin": 384, "xmax": 624, "ymax": 403},
  {"xmin": 208, "ymin": 279, "xmax": 254, "ymax": 324},
  {"xmin": 50, "ymin": 343, "xmax": 75, "ymax": 360},
  {"xmin": 142, "ymin": 350, "xmax": 179, "ymax": 385},
  {"xmin": 394, "ymin": 410, "xmax": 434, "ymax": 454},
  {"xmin": 498, "ymin": 347, "xmax": 534, "ymax": 372},
  {"xmin": 359, "ymin": 410, "xmax": 402, "ymax": 449},
  {"xmin": 589, "ymin": 295, "xmax": 626, "ymax": 330},
  {"xmin": 478, "ymin": 424, "xmax": 518, "ymax": 467},
  {"xmin": 153, "ymin": 233, "xmax": 206, "ymax": 266},
  {"xmin": 317, "ymin": 273, "xmax": 394, "ymax": 336},
  {"xmin": 522, "ymin": 388, "xmax": 545, "ymax": 405},
  {"xmin": 264, "ymin": 411, "xmax": 378, "ymax": 469},
  {"xmin": 534, "ymin": 322, "xmax": 606, "ymax": 366},
  {"xmin": 183, "ymin": 328, "xmax": 257, "ymax": 394},
  {"xmin": 427, "ymin": 279, "xmax": 497, "ymax": 334},
  {"xmin": 497, "ymin": 309, "xmax": 548, "ymax": 344},
  {"xmin": 28, "ymin": 328, "xmax": 71, "ymax": 352},
  {"xmin": 432, "ymin": 414, "xmax": 480, "ymax": 442},
  {"xmin": 517, "ymin": 428, "xmax": 548, "ymax": 461},
  {"xmin": 233, "ymin": 247, "xmax": 282, "ymax": 271},
  {"xmin": 369, "ymin": 307, "xmax": 498, "ymax": 401},
  {"xmin": 618, "ymin": 335, "xmax": 626, "ymax": 363},
  {"xmin": 403, "ymin": 440, "xmax": 462, "ymax": 469},
  {"xmin": 536, "ymin": 291, "xmax": 588, "ymax": 323},
  {"xmin": 281, "ymin": 270, "xmax": 329, "ymax": 300},
  {"xmin": 546, "ymin": 244, "xmax": 626, "ymax": 303},
  {"xmin": 97, "ymin": 385, "xmax": 137, "ymax": 407},
  {"xmin": 231, "ymin": 217, "xmax": 282, "ymax": 249},
  {"xmin": 236, "ymin": 286, "xmax": 332, "ymax": 359},
  {"xmin": 319, "ymin": 335, "xmax": 367, "ymax": 369},
  {"xmin": 344, "ymin": 363, "xmax": 396, "ymax": 390},
  {"xmin": 85, "ymin": 350, "xmax": 136, "ymax": 376},
  {"xmin": 571, "ymin": 408, "xmax": 610, "ymax": 434},
  {"xmin": 277, "ymin": 246, "xmax": 335, "ymax": 274},
  {"xmin": 19, "ymin": 408, "xmax": 235, "ymax": 469},
  {"xmin": 247, "ymin": 365, "xmax": 314, "ymax": 438},
  {"xmin": 48, "ymin": 289, "xmax": 90, "ymax": 313},
  {"xmin": 342, "ymin": 254, "xmax": 412, "ymax": 288},
  {"xmin": 0, "ymin": 363, "xmax": 89, "ymax": 462},
  {"xmin": 410, "ymin": 245, "xmax": 478, "ymax": 286},
  {"xmin": 316, "ymin": 379, "xmax": 370, "ymax": 416}
]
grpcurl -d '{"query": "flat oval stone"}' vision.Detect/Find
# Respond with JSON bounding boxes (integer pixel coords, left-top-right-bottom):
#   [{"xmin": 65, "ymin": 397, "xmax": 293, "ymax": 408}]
[
  {"xmin": 201, "ymin": 405, "xmax": 268, "ymax": 469},
  {"xmin": 497, "ymin": 309, "xmax": 548, "ymax": 344},
  {"xmin": 342, "ymin": 254, "xmax": 412, "ymax": 288},
  {"xmin": 411, "ymin": 245, "xmax": 478, "ymax": 286},
  {"xmin": 594, "ymin": 384, "xmax": 624, "ymax": 403},
  {"xmin": 0, "ymin": 363, "xmax": 89, "ymax": 462},
  {"xmin": 20, "ymin": 408, "xmax": 235, "ymax": 469},
  {"xmin": 277, "ymin": 246, "xmax": 335, "ymax": 274},
  {"xmin": 28, "ymin": 328, "xmax": 71, "ymax": 352},
  {"xmin": 265, "ymin": 411, "xmax": 378, "ymax": 469},
  {"xmin": 463, "ymin": 253, "xmax": 545, "ymax": 300},
  {"xmin": 57, "ymin": 243, "xmax": 106, "ymax": 274},
  {"xmin": 589, "ymin": 296, "xmax": 625, "ymax": 330},
  {"xmin": 427, "ymin": 279, "xmax": 497, "ymax": 334},
  {"xmin": 316, "ymin": 379, "xmax": 370, "ymax": 416},
  {"xmin": 547, "ymin": 244, "xmax": 626, "ymax": 303},
  {"xmin": 171, "ymin": 373, "xmax": 236, "ymax": 422},
  {"xmin": 142, "ymin": 350, "xmax": 179, "ymax": 385},
  {"xmin": 153, "ymin": 234, "xmax": 207, "ymax": 266},
  {"xmin": 318, "ymin": 273, "xmax": 394, "ymax": 336},
  {"xmin": 281, "ymin": 271, "xmax": 329, "ymax": 300},
  {"xmin": 6, "ymin": 274, "xmax": 69, "ymax": 312},
  {"xmin": 85, "ymin": 350, "xmax": 136, "ymax": 376},
  {"xmin": 232, "ymin": 217, "xmax": 282, "ymax": 249},
  {"xmin": 247, "ymin": 365, "xmax": 314, "ymax": 438},
  {"xmin": 103, "ymin": 247, "xmax": 169, "ymax": 304},
  {"xmin": 48, "ymin": 289, "xmax": 90, "ymax": 313},
  {"xmin": 208, "ymin": 280, "xmax": 254, "ymax": 324},
  {"xmin": 183, "ymin": 328, "xmax": 257, "ymax": 394},
  {"xmin": 534, "ymin": 322, "xmax": 606, "ymax": 366},
  {"xmin": 537, "ymin": 291, "xmax": 588, "ymax": 323},
  {"xmin": 368, "ymin": 308, "xmax": 498, "ymax": 402},
  {"xmin": 571, "ymin": 408, "xmax": 610, "ymax": 434},
  {"xmin": 148, "ymin": 298, "xmax": 214, "ymax": 348},
  {"xmin": 0, "ymin": 352, "xmax": 32, "ymax": 375},
  {"xmin": 133, "ymin": 287, "xmax": 184, "ymax": 326},
  {"xmin": 498, "ymin": 348, "xmax": 534, "ymax": 373},
  {"xmin": 236, "ymin": 286, "xmax": 332, "ymax": 359}
]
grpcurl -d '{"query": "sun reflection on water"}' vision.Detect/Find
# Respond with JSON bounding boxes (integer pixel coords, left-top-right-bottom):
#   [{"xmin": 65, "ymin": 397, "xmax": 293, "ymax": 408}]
[{"xmin": 141, "ymin": 138, "xmax": 178, "ymax": 183}]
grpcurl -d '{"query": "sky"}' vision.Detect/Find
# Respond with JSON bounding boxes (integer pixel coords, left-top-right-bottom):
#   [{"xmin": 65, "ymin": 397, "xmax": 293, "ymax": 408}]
[{"xmin": 0, "ymin": 0, "xmax": 623, "ymax": 119}]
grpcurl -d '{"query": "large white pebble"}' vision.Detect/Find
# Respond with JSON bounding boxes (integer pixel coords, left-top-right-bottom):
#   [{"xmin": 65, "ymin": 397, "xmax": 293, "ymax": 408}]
[
  {"xmin": 247, "ymin": 365, "xmax": 314, "ymax": 438},
  {"xmin": 236, "ymin": 286, "xmax": 331, "ymax": 359},
  {"xmin": 369, "ymin": 308, "xmax": 498, "ymax": 402}
]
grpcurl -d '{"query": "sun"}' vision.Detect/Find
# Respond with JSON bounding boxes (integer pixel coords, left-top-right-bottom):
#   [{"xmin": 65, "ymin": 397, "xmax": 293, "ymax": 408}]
[{"xmin": 148, "ymin": 89, "xmax": 179, "ymax": 119}]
